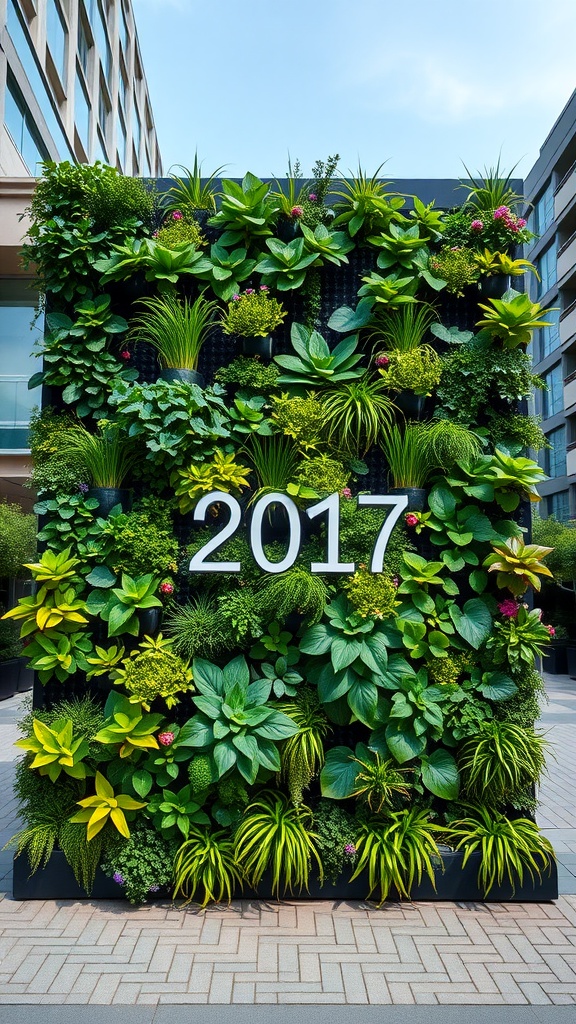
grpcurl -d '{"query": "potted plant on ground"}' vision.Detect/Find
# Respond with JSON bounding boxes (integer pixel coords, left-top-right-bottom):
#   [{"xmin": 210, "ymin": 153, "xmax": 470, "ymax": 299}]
[
  {"xmin": 222, "ymin": 286, "xmax": 287, "ymax": 359},
  {"xmin": 128, "ymin": 293, "xmax": 219, "ymax": 386}
]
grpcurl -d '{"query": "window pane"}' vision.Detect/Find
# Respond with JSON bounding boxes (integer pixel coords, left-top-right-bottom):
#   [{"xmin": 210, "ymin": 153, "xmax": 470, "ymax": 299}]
[
  {"xmin": 0, "ymin": 287, "xmax": 42, "ymax": 451},
  {"xmin": 75, "ymin": 69, "xmax": 91, "ymax": 151},
  {"xmin": 535, "ymin": 241, "xmax": 557, "ymax": 298},
  {"xmin": 541, "ymin": 308, "xmax": 561, "ymax": 358},
  {"xmin": 543, "ymin": 363, "xmax": 564, "ymax": 418},
  {"xmin": 547, "ymin": 425, "xmax": 567, "ymax": 477},
  {"xmin": 77, "ymin": 14, "xmax": 91, "ymax": 75},
  {"xmin": 47, "ymin": 0, "xmax": 67, "ymax": 84},
  {"xmin": 530, "ymin": 181, "xmax": 555, "ymax": 237},
  {"xmin": 116, "ymin": 109, "xmax": 126, "ymax": 168},
  {"xmin": 3, "ymin": 74, "xmax": 47, "ymax": 173},
  {"xmin": 550, "ymin": 490, "xmax": 570, "ymax": 522},
  {"xmin": 92, "ymin": 0, "xmax": 112, "ymax": 79}
]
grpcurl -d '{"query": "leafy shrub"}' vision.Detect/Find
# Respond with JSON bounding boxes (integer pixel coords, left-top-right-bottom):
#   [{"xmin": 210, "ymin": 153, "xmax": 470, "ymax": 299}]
[
  {"xmin": 103, "ymin": 499, "xmax": 179, "ymax": 578},
  {"xmin": 0, "ymin": 503, "xmax": 36, "ymax": 577},
  {"xmin": 343, "ymin": 567, "xmax": 398, "ymax": 619},
  {"xmin": 28, "ymin": 408, "xmax": 87, "ymax": 495},
  {"xmin": 437, "ymin": 342, "xmax": 545, "ymax": 423},
  {"xmin": 102, "ymin": 824, "xmax": 178, "ymax": 904},
  {"xmin": 313, "ymin": 800, "xmax": 358, "ymax": 884},
  {"xmin": 215, "ymin": 356, "xmax": 280, "ymax": 394}
]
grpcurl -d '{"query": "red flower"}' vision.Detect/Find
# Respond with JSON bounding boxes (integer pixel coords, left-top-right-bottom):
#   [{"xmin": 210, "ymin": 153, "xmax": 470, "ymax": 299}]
[
  {"xmin": 405, "ymin": 513, "xmax": 419, "ymax": 527},
  {"xmin": 158, "ymin": 732, "xmax": 175, "ymax": 746},
  {"xmin": 120, "ymin": 350, "xmax": 131, "ymax": 361},
  {"xmin": 159, "ymin": 581, "xmax": 174, "ymax": 595}
]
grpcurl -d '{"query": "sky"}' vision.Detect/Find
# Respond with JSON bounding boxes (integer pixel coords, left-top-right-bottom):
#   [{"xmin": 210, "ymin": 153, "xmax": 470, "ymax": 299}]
[{"xmin": 132, "ymin": 0, "xmax": 576, "ymax": 184}]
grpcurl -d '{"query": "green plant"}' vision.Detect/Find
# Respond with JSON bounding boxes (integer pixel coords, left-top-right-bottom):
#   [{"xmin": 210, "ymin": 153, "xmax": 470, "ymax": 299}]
[
  {"xmin": 436, "ymin": 339, "xmax": 545, "ymax": 425},
  {"xmin": 369, "ymin": 224, "xmax": 440, "ymax": 291},
  {"xmin": 447, "ymin": 448, "xmax": 547, "ymax": 512},
  {"xmin": 299, "ymin": 223, "xmax": 355, "ymax": 266},
  {"xmin": 0, "ymin": 502, "xmax": 36, "ymax": 578},
  {"xmin": 58, "ymin": 421, "xmax": 139, "ymax": 489},
  {"xmin": 70, "ymin": 771, "xmax": 147, "ymax": 840},
  {"xmin": 0, "ymin": 618, "xmax": 23, "ymax": 660},
  {"xmin": 378, "ymin": 347, "xmax": 443, "ymax": 397},
  {"xmin": 274, "ymin": 323, "xmax": 365, "ymax": 388},
  {"xmin": 321, "ymin": 377, "xmax": 396, "ymax": 454},
  {"xmin": 332, "ymin": 164, "xmax": 405, "ymax": 237},
  {"xmin": 259, "ymin": 565, "xmax": 331, "ymax": 625},
  {"xmin": 459, "ymin": 159, "xmax": 523, "ymax": 213},
  {"xmin": 474, "ymin": 249, "xmax": 538, "ymax": 279},
  {"xmin": 246, "ymin": 434, "xmax": 300, "ymax": 498},
  {"xmin": 350, "ymin": 808, "xmax": 442, "ymax": 905},
  {"xmin": 289, "ymin": 455, "xmax": 349, "ymax": 498},
  {"xmin": 194, "ymin": 244, "xmax": 257, "ymax": 301},
  {"xmin": 102, "ymin": 824, "xmax": 178, "ymax": 904},
  {"xmin": 21, "ymin": 630, "xmax": 94, "ymax": 684},
  {"xmin": 28, "ymin": 408, "xmax": 88, "ymax": 494},
  {"xmin": 448, "ymin": 805, "xmax": 554, "ymax": 896},
  {"xmin": 181, "ymin": 655, "xmax": 298, "ymax": 783},
  {"xmin": 476, "ymin": 290, "xmax": 557, "ymax": 348},
  {"xmin": 129, "ymin": 293, "xmax": 218, "ymax": 370},
  {"xmin": 164, "ymin": 595, "xmax": 230, "ymax": 661},
  {"xmin": 234, "ymin": 790, "xmax": 322, "ymax": 896},
  {"xmin": 171, "ymin": 450, "xmax": 251, "ymax": 512},
  {"xmin": 369, "ymin": 303, "xmax": 439, "ymax": 352},
  {"xmin": 222, "ymin": 287, "xmax": 287, "ymax": 337},
  {"xmin": 228, "ymin": 393, "xmax": 273, "ymax": 439},
  {"xmin": 357, "ymin": 269, "xmax": 418, "ymax": 307},
  {"xmin": 33, "ymin": 493, "xmax": 102, "ymax": 553},
  {"xmin": 343, "ymin": 567, "xmax": 399, "ymax": 620},
  {"xmin": 486, "ymin": 605, "xmax": 553, "ymax": 672},
  {"xmin": 427, "ymin": 421, "xmax": 482, "ymax": 470},
  {"xmin": 100, "ymin": 499, "xmax": 178, "ymax": 579},
  {"xmin": 209, "ymin": 172, "xmax": 280, "ymax": 247},
  {"xmin": 271, "ymin": 393, "xmax": 325, "ymax": 450},
  {"xmin": 15, "ymin": 718, "xmax": 90, "ymax": 782},
  {"xmin": 486, "ymin": 411, "xmax": 548, "ymax": 454},
  {"xmin": 313, "ymin": 800, "xmax": 357, "ymax": 883},
  {"xmin": 380, "ymin": 423, "xmax": 435, "ymax": 488},
  {"xmin": 215, "ymin": 356, "xmax": 280, "ymax": 394},
  {"xmin": 86, "ymin": 571, "xmax": 162, "ymax": 638},
  {"xmin": 428, "ymin": 247, "xmax": 479, "ymax": 295},
  {"xmin": 112, "ymin": 635, "xmax": 194, "ymax": 710},
  {"xmin": 147, "ymin": 784, "xmax": 210, "ymax": 839},
  {"xmin": 458, "ymin": 720, "xmax": 547, "ymax": 805},
  {"xmin": 173, "ymin": 826, "xmax": 243, "ymax": 907},
  {"xmin": 156, "ymin": 210, "xmax": 207, "ymax": 249},
  {"xmin": 320, "ymin": 742, "xmax": 412, "ymax": 810},
  {"xmin": 483, "ymin": 536, "xmax": 553, "ymax": 596},
  {"xmin": 2, "ymin": 582, "xmax": 89, "ymax": 636},
  {"xmin": 162, "ymin": 155, "xmax": 225, "ymax": 213},
  {"xmin": 256, "ymin": 236, "xmax": 318, "ymax": 290},
  {"xmin": 94, "ymin": 238, "xmax": 211, "ymax": 294},
  {"xmin": 252, "ymin": 656, "xmax": 303, "ymax": 699},
  {"xmin": 275, "ymin": 688, "xmax": 331, "ymax": 804},
  {"xmin": 93, "ymin": 692, "xmax": 164, "ymax": 759}
]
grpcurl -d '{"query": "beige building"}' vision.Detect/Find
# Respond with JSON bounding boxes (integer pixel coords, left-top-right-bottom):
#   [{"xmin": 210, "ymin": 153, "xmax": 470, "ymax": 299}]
[{"xmin": 0, "ymin": 0, "xmax": 162, "ymax": 509}]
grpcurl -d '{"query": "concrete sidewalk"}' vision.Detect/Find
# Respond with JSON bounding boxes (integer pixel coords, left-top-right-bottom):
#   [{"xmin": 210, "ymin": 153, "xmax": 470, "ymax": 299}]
[{"xmin": 0, "ymin": 673, "xmax": 575, "ymax": 1009}]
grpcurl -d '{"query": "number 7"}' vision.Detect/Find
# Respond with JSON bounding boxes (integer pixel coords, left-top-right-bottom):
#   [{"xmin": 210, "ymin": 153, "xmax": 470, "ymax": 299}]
[{"xmin": 357, "ymin": 494, "xmax": 409, "ymax": 573}]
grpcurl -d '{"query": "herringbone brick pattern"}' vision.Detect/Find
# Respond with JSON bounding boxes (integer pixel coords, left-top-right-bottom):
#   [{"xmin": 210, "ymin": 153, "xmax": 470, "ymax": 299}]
[{"xmin": 1, "ymin": 895, "xmax": 576, "ymax": 1005}]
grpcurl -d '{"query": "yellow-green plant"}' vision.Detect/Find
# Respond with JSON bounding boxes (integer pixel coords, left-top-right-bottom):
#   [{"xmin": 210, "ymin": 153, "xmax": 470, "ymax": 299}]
[
  {"xmin": 378, "ymin": 346, "xmax": 442, "ymax": 397},
  {"xmin": 448, "ymin": 805, "xmax": 554, "ymax": 896},
  {"xmin": 476, "ymin": 291, "xmax": 557, "ymax": 348},
  {"xmin": 321, "ymin": 377, "xmax": 396, "ymax": 454},
  {"xmin": 234, "ymin": 790, "xmax": 323, "ymax": 896},
  {"xmin": 350, "ymin": 808, "xmax": 442, "ymax": 905},
  {"xmin": 343, "ymin": 567, "xmax": 399, "ymax": 619},
  {"xmin": 173, "ymin": 827, "xmax": 243, "ymax": 907},
  {"xmin": 93, "ymin": 693, "xmax": 164, "ymax": 759},
  {"xmin": 2, "ymin": 585, "xmax": 89, "ymax": 636},
  {"xmin": 458, "ymin": 720, "xmax": 547, "ymax": 805},
  {"xmin": 474, "ymin": 249, "xmax": 539, "ymax": 279},
  {"xmin": 70, "ymin": 771, "xmax": 146, "ymax": 840},
  {"xmin": 349, "ymin": 751, "xmax": 413, "ymax": 813},
  {"xmin": 222, "ymin": 288, "xmax": 287, "ymax": 338},
  {"xmin": 483, "ymin": 536, "xmax": 553, "ymax": 596},
  {"xmin": 171, "ymin": 450, "xmax": 251, "ymax": 513},
  {"xmin": 22, "ymin": 547, "xmax": 82, "ymax": 589},
  {"xmin": 16, "ymin": 718, "xmax": 90, "ymax": 782},
  {"xmin": 276, "ymin": 688, "xmax": 332, "ymax": 805},
  {"xmin": 85, "ymin": 642, "xmax": 126, "ymax": 679},
  {"xmin": 112, "ymin": 634, "xmax": 193, "ymax": 710}
]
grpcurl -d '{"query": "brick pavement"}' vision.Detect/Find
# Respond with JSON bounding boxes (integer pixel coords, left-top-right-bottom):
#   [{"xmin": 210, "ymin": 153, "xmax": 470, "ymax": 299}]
[{"xmin": 0, "ymin": 675, "xmax": 575, "ymax": 1006}]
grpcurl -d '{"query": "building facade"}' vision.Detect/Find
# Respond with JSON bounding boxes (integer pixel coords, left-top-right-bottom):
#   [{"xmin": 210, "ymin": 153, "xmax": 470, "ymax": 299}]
[
  {"xmin": 525, "ymin": 89, "xmax": 576, "ymax": 521},
  {"xmin": 0, "ymin": 0, "xmax": 162, "ymax": 509}
]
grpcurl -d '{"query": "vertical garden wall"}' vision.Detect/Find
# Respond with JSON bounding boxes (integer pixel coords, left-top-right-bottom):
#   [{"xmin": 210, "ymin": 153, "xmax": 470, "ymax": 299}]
[{"xmin": 6, "ymin": 160, "xmax": 559, "ymax": 905}]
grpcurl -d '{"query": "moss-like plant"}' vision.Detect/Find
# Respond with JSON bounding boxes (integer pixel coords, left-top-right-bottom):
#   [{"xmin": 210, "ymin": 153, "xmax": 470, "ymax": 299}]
[
  {"xmin": 428, "ymin": 246, "xmax": 479, "ymax": 295},
  {"xmin": 343, "ymin": 567, "xmax": 399, "ymax": 620},
  {"xmin": 215, "ymin": 356, "xmax": 280, "ymax": 394},
  {"xmin": 222, "ymin": 288, "xmax": 287, "ymax": 337},
  {"xmin": 378, "ymin": 347, "xmax": 442, "ymax": 397},
  {"xmin": 271, "ymin": 393, "xmax": 326, "ymax": 451},
  {"xmin": 112, "ymin": 635, "xmax": 194, "ymax": 710},
  {"xmin": 259, "ymin": 566, "xmax": 330, "ymax": 625}
]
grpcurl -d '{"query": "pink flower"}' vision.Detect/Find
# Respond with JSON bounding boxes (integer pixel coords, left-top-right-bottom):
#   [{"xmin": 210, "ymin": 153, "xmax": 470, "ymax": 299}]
[
  {"xmin": 341, "ymin": 487, "xmax": 352, "ymax": 499},
  {"xmin": 471, "ymin": 219, "xmax": 484, "ymax": 231},
  {"xmin": 308, "ymin": 193, "xmax": 317, "ymax": 201},
  {"xmin": 244, "ymin": 288, "xmax": 255, "ymax": 295},
  {"xmin": 232, "ymin": 293, "xmax": 240, "ymax": 301},
  {"xmin": 158, "ymin": 731, "xmax": 175, "ymax": 747},
  {"xmin": 498, "ymin": 599, "xmax": 519, "ymax": 618},
  {"xmin": 159, "ymin": 581, "xmax": 174, "ymax": 595},
  {"xmin": 259, "ymin": 284, "xmax": 269, "ymax": 291},
  {"xmin": 546, "ymin": 624, "xmax": 556, "ymax": 637},
  {"xmin": 405, "ymin": 513, "xmax": 419, "ymax": 527},
  {"xmin": 391, "ymin": 574, "xmax": 400, "ymax": 589},
  {"xmin": 375, "ymin": 354, "xmax": 389, "ymax": 367},
  {"xmin": 517, "ymin": 217, "xmax": 527, "ymax": 228},
  {"xmin": 343, "ymin": 843, "xmax": 357, "ymax": 858},
  {"xmin": 290, "ymin": 205, "xmax": 304, "ymax": 218},
  {"xmin": 494, "ymin": 206, "xmax": 510, "ymax": 219},
  {"xmin": 120, "ymin": 350, "xmax": 131, "ymax": 361},
  {"xmin": 172, "ymin": 210, "xmax": 183, "ymax": 220}
]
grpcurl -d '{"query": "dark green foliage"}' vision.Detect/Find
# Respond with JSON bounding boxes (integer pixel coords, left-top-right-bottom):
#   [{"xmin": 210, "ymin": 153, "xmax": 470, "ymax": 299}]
[
  {"xmin": 495, "ymin": 665, "xmax": 546, "ymax": 729},
  {"xmin": 486, "ymin": 412, "xmax": 548, "ymax": 454},
  {"xmin": 0, "ymin": 618, "xmax": 22, "ymax": 660},
  {"xmin": 437, "ymin": 343, "xmax": 545, "ymax": 424},
  {"xmin": 0, "ymin": 503, "xmax": 36, "ymax": 578},
  {"xmin": 188, "ymin": 755, "xmax": 214, "ymax": 794},
  {"xmin": 259, "ymin": 567, "xmax": 330, "ymax": 625},
  {"xmin": 314, "ymin": 800, "xmax": 358, "ymax": 884},
  {"xmin": 164, "ymin": 595, "xmax": 231, "ymax": 660},
  {"xmin": 28, "ymin": 408, "xmax": 86, "ymax": 495},
  {"xmin": 102, "ymin": 825, "xmax": 178, "ymax": 904},
  {"xmin": 218, "ymin": 588, "xmax": 264, "ymax": 646},
  {"xmin": 215, "ymin": 356, "xmax": 280, "ymax": 394},
  {"xmin": 103, "ymin": 499, "xmax": 179, "ymax": 578}
]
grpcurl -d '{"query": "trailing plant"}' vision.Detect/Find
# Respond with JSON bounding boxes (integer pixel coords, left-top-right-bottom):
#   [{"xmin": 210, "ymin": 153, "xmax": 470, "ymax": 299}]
[
  {"xmin": 321, "ymin": 377, "xmax": 396, "ymax": 454},
  {"xmin": 276, "ymin": 688, "xmax": 331, "ymax": 804},
  {"xmin": 436, "ymin": 339, "xmax": 545, "ymax": 424},
  {"xmin": 234, "ymin": 790, "xmax": 323, "ymax": 896},
  {"xmin": 447, "ymin": 805, "xmax": 554, "ymax": 897},
  {"xmin": 102, "ymin": 824, "xmax": 178, "ymax": 904},
  {"xmin": 313, "ymin": 800, "xmax": 358, "ymax": 883},
  {"xmin": 129, "ymin": 293, "xmax": 219, "ymax": 370},
  {"xmin": 0, "ymin": 502, "xmax": 36, "ymax": 578}
]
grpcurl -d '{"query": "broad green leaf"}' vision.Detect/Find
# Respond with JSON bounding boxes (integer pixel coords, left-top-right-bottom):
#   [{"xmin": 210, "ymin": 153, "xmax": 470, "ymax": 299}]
[
  {"xmin": 449, "ymin": 599, "xmax": 492, "ymax": 649},
  {"xmin": 420, "ymin": 749, "xmax": 460, "ymax": 799},
  {"xmin": 319, "ymin": 746, "xmax": 358, "ymax": 799}
]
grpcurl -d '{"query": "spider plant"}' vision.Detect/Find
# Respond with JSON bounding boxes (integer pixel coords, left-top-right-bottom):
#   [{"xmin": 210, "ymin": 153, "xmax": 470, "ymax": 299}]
[
  {"xmin": 332, "ymin": 163, "xmax": 405, "ymax": 237},
  {"xmin": 447, "ymin": 805, "xmax": 555, "ymax": 897},
  {"xmin": 350, "ymin": 751, "xmax": 413, "ymax": 814},
  {"xmin": 129, "ymin": 293, "xmax": 218, "ymax": 371},
  {"xmin": 368, "ymin": 303, "xmax": 439, "ymax": 352},
  {"xmin": 427, "ymin": 420, "xmax": 482, "ymax": 470},
  {"xmin": 458, "ymin": 720, "xmax": 547, "ymax": 805},
  {"xmin": 321, "ymin": 377, "xmax": 397, "ymax": 455},
  {"xmin": 458, "ymin": 157, "xmax": 523, "ymax": 213},
  {"xmin": 276, "ymin": 688, "xmax": 332, "ymax": 805},
  {"xmin": 380, "ymin": 423, "xmax": 435, "ymax": 488},
  {"xmin": 172, "ymin": 826, "xmax": 243, "ymax": 907},
  {"xmin": 162, "ymin": 154, "xmax": 226, "ymax": 213},
  {"xmin": 350, "ymin": 807, "xmax": 442, "ymax": 905},
  {"xmin": 245, "ymin": 434, "xmax": 300, "ymax": 502},
  {"xmin": 58, "ymin": 422, "xmax": 139, "ymax": 488},
  {"xmin": 234, "ymin": 790, "xmax": 323, "ymax": 896}
]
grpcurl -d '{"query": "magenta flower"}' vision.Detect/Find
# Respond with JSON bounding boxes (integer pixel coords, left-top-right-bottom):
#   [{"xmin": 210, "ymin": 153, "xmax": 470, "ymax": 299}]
[
  {"xmin": 517, "ymin": 217, "xmax": 527, "ymax": 228},
  {"xmin": 172, "ymin": 210, "xmax": 183, "ymax": 220},
  {"xmin": 232, "ymin": 293, "xmax": 240, "ymax": 301},
  {"xmin": 244, "ymin": 288, "xmax": 255, "ymax": 295},
  {"xmin": 391, "ymin": 574, "xmax": 400, "ymax": 589},
  {"xmin": 494, "ymin": 206, "xmax": 510, "ymax": 219},
  {"xmin": 375, "ymin": 354, "xmax": 389, "ymax": 367},
  {"xmin": 290, "ymin": 205, "xmax": 304, "ymax": 218},
  {"xmin": 160, "ymin": 581, "xmax": 174, "ymax": 595},
  {"xmin": 498, "ymin": 599, "xmax": 519, "ymax": 618},
  {"xmin": 158, "ymin": 731, "xmax": 175, "ymax": 747},
  {"xmin": 259, "ymin": 284, "xmax": 269, "ymax": 291},
  {"xmin": 341, "ymin": 487, "xmax": 352, "ymax": 499},
  {"xmin": 120, "ymin": 350, "xmax": 131, "ymax": 361},
  {"xmin": 405, "ymin": 512, "xmax": 419, "ymax": 527},
  {"xmin": 308, "ymin": 193, "xmax": 317, "ymax": 201},
  {"xmin": 545, "ymin": 624, "xmax": 556, "ymax": 637},
  {"xmin": 343, "ymin": 843, "xmax": 357, "ymax": 858},
  {"xmin": 471, "ymin": 219, "xmax": 484, "ymax": 231}
]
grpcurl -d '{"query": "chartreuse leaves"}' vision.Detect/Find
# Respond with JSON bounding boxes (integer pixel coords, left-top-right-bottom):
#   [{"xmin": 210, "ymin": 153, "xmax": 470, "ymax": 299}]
[{"xmin": 70, "ymin": 771, "xmax": 146, "ymax": 841}]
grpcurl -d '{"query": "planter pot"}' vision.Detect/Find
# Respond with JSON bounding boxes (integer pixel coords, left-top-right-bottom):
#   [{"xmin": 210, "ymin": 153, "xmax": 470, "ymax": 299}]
[
  {"xmin": 566, "ymin": 644, "xmax": 576, "ymax": 679},
  {"xmin": 0, "ymin": 657, "xmax": 20, "ymax": 700},
  {"xmin": 159, "ymin": 368, "xmax": 205, "ymax": 388},
  {"xmin": 88, "ymin": 487, "xmax": 132, "ymax": 517},
  {"xmin": 137, "ymin": 607, "xmax": 162, "ymax": 638},
  {"xmin": 478, "ymin": 274, "xmax": 511, "ymax": 300},
  {"xmin": 12, "ymin": 847, "xmax": 558, "ymax": 903},
  {"xmin": 389, "ymin": 486, "xmax": 428, "ymax": 512},
  {"xmin": 542, "ymin": 640, "xmax": 568, "ymax": 675},
  {"xmin": 393, "ymin": 391, "xmax": 425, "ymax": 419},
  {"xmin": 240, "ymin": 336, "xmax": 274, "ymax": 360}
]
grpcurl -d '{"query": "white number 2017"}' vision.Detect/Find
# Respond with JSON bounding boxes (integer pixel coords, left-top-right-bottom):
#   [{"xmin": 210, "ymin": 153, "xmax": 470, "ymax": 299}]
[{"xmin": 188, "ymin": 491, "xmax": 408, "ymax": 575}]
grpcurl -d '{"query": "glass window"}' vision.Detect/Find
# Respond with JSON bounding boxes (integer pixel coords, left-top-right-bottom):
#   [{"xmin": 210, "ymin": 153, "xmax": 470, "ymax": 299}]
[
  {"xmin": 535, "ymin": 241, "xmax": 557, "ymax": 298},
  {"xmin": 94, "ymin": 128, "xmax": 108, "ymax": 164},
  {"xmin": 547, "ymin": 425, "xmax": 567, "ymax": 478},
  {"xmin": 74, "ymin": 69, "xmax": 91, "ymax": 152},
  {"xmin": 116, "ymin": 109, "xmax": 126, "ymax": 169},
  {"xmin": 46, "ymin": 0, "xmax": 67, "ymax": 84},
  {"xmin": 543, "ymin": 363, "xmax": 564, "ymax": 419},
  {"xmin": 77, "ymin": 13, "xmax": 91, "ymax": 76},
  {"xmin": 6, "ymin": 0, "xmax": 74, "ymax": 160},
  {"xmin": 92, "ymin": 0, "xmax": 112, "ymax": 79},
  {"xmin": 3, "ymin": 74, "xmax": 48, "ymax": 173},
  {"xmin": 133, "ymin": 104, "xmax": 141, "ymax": 159},
  {"xmin": 119, "ymin": 4, "xmax": 129, "ymax": 55},
  {"xmin": 541, "ymin": 308, "xmax": 561, "ymax": 359},
  {"xmin": 530, "ymin": 181, "xmax": 555, "ymax": 237},
  {"xmin": 0, "ymin": 281, "xmax": 42, "ymax": 452},
  {"xmin": 98, "ymin": 80, "xmax": 109, "ymax": 135},
  {"xmin": 550, "ymin": 490, "xmax": 570, "ymax": 522},
  {"xmin": 118, "ymin": 70, "xmax": 127, "ymax": 112}
]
